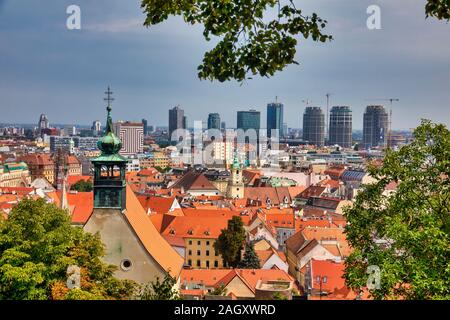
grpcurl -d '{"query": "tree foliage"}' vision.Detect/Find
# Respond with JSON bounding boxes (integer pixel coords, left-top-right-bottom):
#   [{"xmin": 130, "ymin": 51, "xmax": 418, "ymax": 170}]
[
  {"xmin": 141, "ymin": 0, "xmax": 332, "ymax": 82},
  {"xmin": 70, "ymin": 179, "xmax": 93, "ymax": 192},
  {"xmin": 210, "ymin": 283, "xmax": 228, "ymax": 296},
  {"xmin": 426, "ymin": 0, "xmax": 450, "ymax": 20},
  {"xmin": 0, "ymin": 198, "xmax": 137, "ymax": 300},
  {"xmin": 214, "ymin": 216, "xmax": 246, "ymax": 268},
  {"xmin": 344, "ymin": 120, "xmax": 450, "ymax": 300},
  {"xmin": 238, "ymin": 241, "xmax": 261, "ymax": 269},
  {"xmin": 140, "ymin": 272, "xmax": 180, "ymax": 300}
]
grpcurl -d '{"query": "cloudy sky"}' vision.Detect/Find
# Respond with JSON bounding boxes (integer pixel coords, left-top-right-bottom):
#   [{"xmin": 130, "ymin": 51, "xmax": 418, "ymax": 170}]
[{"xmin": 0, "ymin": 0, "xmax": 449, "ymax": 130}]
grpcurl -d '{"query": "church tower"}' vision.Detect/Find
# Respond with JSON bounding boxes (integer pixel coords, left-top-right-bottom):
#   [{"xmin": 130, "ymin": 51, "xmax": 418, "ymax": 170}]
[
  {"xmin": 91, "ymin": 87, "xmax": 128, "ymax": 210},
  {"xmin": 226, "ymin": 155, "xmax": 245, "ymax": 199}
]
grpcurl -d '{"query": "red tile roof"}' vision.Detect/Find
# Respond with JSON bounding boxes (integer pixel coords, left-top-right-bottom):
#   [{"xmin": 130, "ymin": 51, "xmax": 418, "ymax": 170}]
[{"xmin": 68, "ymin": 192, "xmax": 93, "ymax": 225}]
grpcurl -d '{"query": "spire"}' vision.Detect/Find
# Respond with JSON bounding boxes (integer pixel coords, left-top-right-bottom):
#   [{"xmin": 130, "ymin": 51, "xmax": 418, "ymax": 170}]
[
  {"xmin": 97, "ymin": 86, "xmax": 122, "ymax": 155},
  {"xmin": 104, "ymin": 86, "xmax": 114, "ymax": 134}
]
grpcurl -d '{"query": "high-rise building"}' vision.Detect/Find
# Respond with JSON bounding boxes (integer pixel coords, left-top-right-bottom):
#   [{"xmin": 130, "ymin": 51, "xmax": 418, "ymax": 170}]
[
  {"xmin": 169, "ymin": 106, "xmax": 185, "ymax": 139},
  {"xmin": 221, "ymin": 121, "xmax": 226, "ymax": 131},
  {"xmin": 266, "ymin": 102, "xmax": 284, "ymax": 138},
  {"xmin": 38, "ymin": 114, "xmax": 49, "ymax": 137},
  {"xmin": 363, "ymin": 105, "xmax": 388, "ymax": 149},
  {"xmin": 92, "ymin": 120, "xmax": 102, "ymax": 136},
  {"xmin": 282, "ymin": 123, "xmax": 288, "ymax": 138},
  {"xmin": 329, "ymin": 106, "xmax": 353, "ymax": 148},
  {"xmin": 142, "ymin": 119, "xmax": 148, "ymax": 136},
  {"xmin": 207, "ymin": 113, "xmax": 221, "ymax": 130},
  {"xmin": 113, "ymin": 121, "xmax": 144, "ymax": 156},
  {"xmin": 183, "ymin": 116, "xmax": 187, "ymax": 130},
  {"xmin": 38, "ymin": 114, "xmax": 49, "ymax": 130},
  {"xmin": 303, "ymin": 107, "xmax": 325, "ymax": 147},
  {"xmin": 237, "ymin": 110, "xmax": 260, "ymax": 131}
]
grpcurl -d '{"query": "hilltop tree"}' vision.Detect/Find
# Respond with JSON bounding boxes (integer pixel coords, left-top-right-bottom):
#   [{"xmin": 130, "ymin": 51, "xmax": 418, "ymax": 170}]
[
  {"xmin": 214, "ymin": 216, "xmax": 246, "ymax": 268},
  {"xmin": 0, "ymin": 198, "xmax": 137, "ymax": 300},
  {"xmin": 70, "ymin": 179, "xmax": 93, "ymax": 192},
  {"xmin": 344, "ymin": 120, "xmax": 450, "ymax": 300},
  {"xmin": 141, "ymin": 1, "xmax": 448, "ymax": 83},
  {"xmin": 141, "ymin": 0, "xmax": 332, "ymax": 82},
  {"xmin": 238, "ymin": 241, "xmax": 261, "ymax": 269},
  {"xmin": 426, "ymin": 0, "xmax": 450, "ymax": 20},
  {"xmin": 140, "ymin": 272, "xmax": 180, "ymax": 300}
]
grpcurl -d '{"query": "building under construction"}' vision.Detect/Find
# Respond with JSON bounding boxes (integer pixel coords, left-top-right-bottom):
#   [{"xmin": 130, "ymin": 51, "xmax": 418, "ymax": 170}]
[{"xmin": 363, "ymin": 105, "xmax": 389, "ymax": 149}]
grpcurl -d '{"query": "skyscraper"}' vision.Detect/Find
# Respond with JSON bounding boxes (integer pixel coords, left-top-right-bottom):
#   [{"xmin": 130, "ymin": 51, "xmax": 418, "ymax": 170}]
[
  {"xmin": 38, "ymin": 113, "xmax": 49, "ymax": 130},
  {"xmin": 92, "ymin": 120, "xmax": 102, "ymax": 136},
  {"xmin": 142, "ymin": 119, "xmax": 148, "ymax": 136},
  {"xmin": 363, "ymin": 105, "xmax": 388, "ymax": 149},
  {"xmin": 169, "ymin": 106, "xmax": 185, "ymax": 140},
  {"xmin": 113, "ymin": 121, "xmax": 144, "ymax": 156},
  {"xmin": 303, "ymin": 106, "xmax": 325, "ymax": 147},
  {"xmin": 266, "ymin": 102, "xmax": 284, "ymax": 138},
  {"xmin": 207, "ymin": 113, "xmax": 221, "ymax": 130},
  {"xmin": 237, "ymin": 110, "xmax": 260, "ymax": 131},
  {"xmin": 329, "ymin": 106, "xmax": 353, "ymax": 148}
]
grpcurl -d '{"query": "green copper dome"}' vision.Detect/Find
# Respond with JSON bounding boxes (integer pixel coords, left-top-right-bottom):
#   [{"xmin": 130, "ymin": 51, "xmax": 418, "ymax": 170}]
[
  {"xmin": 232, "ymin": 154, "xmax": 242, "ymax": 169},
  {"xmin": 97, "ymin": 105, "xmax": 122, "ymax": 155}
]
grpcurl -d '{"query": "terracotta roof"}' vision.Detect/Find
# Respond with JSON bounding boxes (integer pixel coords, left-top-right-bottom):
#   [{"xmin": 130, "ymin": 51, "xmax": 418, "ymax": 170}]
[
  {"xmin": 161, "ymin": 215, "xmax": 233, "ymax": 239},
  {"xmin": 297, "ymin": 186, "xmax": 326, "ymax": 200},
  {"xmin": 137, "ymin": 195, "xmax": 182, "ymax": 215},
  {"xmin": 302, "ymin": 227, "xmax": 351, "ymax": 257},
  {"xmin": 172, "ymin": 171, "xmax": 219, "ymax": 191},
  {"xmin": 287, "ymin": 186, "xmax": 307, "ymax": 199},
  {"xmin": 68, "ymin": 175, "xmax": 92, "ymax": 187},
  {"xmin": 68, "ymin": 192, "xmax": 93, "ymax": 225},
  {"xmin": 180, "ymin": 269, "xmax": 232, "ymax": 287},
  {"xmin": 308, "ymin": 259, "xmax": 366, "ymax": 300},
  {"xmin": 244, "ymin": 187, "xmax": 292, "ymax": 206},
  {"xmin": 317, "ymin": 179, "xmax": 340, "ymax": 189},
  {"xmin": 180, "ymin": 269, "xmax": 293, "ymax": 294},
  {"xmin": 162, "ymin": 235, "xmax": 186, "ymax": 248},
  {"xmin": 123, "ymin": 185, "xmax": 184, "ymax": 278},
  {"xmin": 255, "ymin": 247, "xmax": 286, "ymax": 265}
]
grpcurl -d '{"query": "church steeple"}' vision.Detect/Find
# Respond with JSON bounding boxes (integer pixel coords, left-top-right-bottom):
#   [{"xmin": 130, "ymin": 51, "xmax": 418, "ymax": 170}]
[{"xmin": 91, "ymin": 87, "xmax": 128, "ymax": 210}]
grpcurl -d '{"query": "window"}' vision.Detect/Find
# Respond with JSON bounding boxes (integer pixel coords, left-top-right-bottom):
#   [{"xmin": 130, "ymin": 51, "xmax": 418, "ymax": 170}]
[
  {"xmin": 206, "ymin": 250, "xmax": 210, "ymax": 256},
  {"xmin": 196, "ymin": 260, "xmax": 201, "ymax": 267},
  {"xmin": 188, "ymin": 250, "xmax": 192, "ymax": 256},
  {"xmin": 120, "ymin": 259, "xmax": 132, "ymax": 271},
  {"xmin": 214, "ymin": 261, "xmax": 219, "ymax": 268},
  {"xmin": 197, "ymin": 250, "xmax": 201, "ymax": 256},
  {"xmin": 197, "ymin": 240, "xmax": 201, "ymax": 245},
  {"xmin": 188, "ymin": 260, "xmax": 192, "ymax": 266},
  {"xmin": 188, "ymin": 240, "xmax": 192, "ymax": 245},
  {"xmin": 206, "ymin": 261, "xmax": 210, "ymax": 268},
  {"xmin": 206, "ymin": 241, "xmax": 210, "ymax": 246}
]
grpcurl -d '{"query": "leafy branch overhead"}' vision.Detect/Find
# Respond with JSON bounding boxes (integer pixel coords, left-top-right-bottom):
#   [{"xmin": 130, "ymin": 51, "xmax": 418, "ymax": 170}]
[{"xmin": 141, "ymin": 0, "xmax": 332, "ymax": 82}]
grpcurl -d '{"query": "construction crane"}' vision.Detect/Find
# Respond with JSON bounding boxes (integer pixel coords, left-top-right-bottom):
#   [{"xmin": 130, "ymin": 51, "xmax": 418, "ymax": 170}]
[{"xmin": 365, "ymin": 98, "xmax": 400, "ymax": 148}]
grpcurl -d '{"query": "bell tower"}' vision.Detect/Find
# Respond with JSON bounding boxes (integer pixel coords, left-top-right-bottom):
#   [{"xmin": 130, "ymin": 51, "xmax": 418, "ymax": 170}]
[
  {"xmin": 226, "ymin": 154, "xmax": 245, "ymax": 199},
  {"xmin": 91, "ymin": 87, "xmax": 128, "ymax": 210}
]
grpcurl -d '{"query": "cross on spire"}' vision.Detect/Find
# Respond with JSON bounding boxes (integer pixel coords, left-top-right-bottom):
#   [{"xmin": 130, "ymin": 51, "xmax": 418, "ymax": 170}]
[{"xmin": 104, "ymin": 86, "xmax": 114, "ymax": 107}]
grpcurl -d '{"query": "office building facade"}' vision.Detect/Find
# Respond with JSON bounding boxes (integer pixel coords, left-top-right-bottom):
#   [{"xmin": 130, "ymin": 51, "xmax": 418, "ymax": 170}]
[
  {"xmin": 303, "ymin": 106, "xmax": 325, "ymax": 147},
  {"xmin": 266, "ymin": 102, "xmax": 284, "ymax": 138},
  {"xmin": 113, "ymin": 122, "xmax": 144, "ymax": 156},
  {"xmin": 363, "ymin": 105, "xmax": 388, "ymax": 149},
  {"xmin": 207, "ymin": 113, "xmax": 221, "ymax": 130},
  {"xmin": 169, "ymin": 106, "xmax": 185, "ymax": 139},
  {"xmin": 329, "ymin": 106, "xmax": 353, "ymax": 148}
]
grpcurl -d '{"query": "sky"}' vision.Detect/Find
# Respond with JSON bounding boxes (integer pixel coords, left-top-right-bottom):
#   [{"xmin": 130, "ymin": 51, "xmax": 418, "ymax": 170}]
[{"xmin": 0, "ymin": 0, "xmax": 449, "ymax": 130}]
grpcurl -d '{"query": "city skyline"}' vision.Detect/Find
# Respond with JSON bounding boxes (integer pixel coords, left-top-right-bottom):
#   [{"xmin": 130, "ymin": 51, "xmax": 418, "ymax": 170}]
[{"xmin": 0, "ymin": 0, "xmax": 449, "ymax": 131}]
